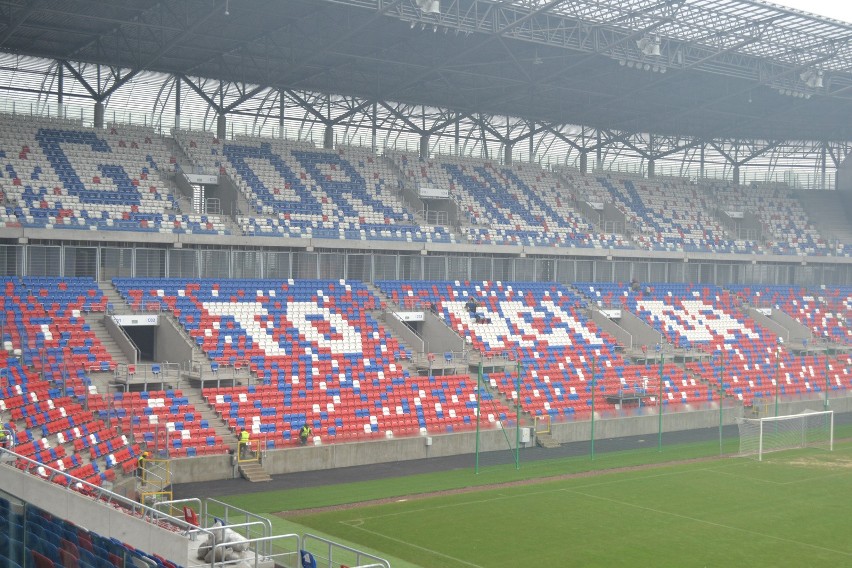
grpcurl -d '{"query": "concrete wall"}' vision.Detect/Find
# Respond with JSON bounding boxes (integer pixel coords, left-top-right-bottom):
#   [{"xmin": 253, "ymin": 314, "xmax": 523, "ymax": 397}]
[
  {"xmin": 168, "ymin": 395, "xmax": 852, "ymax": 483},
  {"xmin": 154, "ymin": 315, "xmax": 194, "ymax": 363},
  {"xmin": 589, "ymin": 309, "xmax": 633, "ymax": 350},
  {"xmin": 103, "ymin": 314, "xmax": 139, "ymax": 364},
  {"xmin": 0, "ymin": 465, "xmax": 192, "ymax": 566},
  {"xmin": 421, "ymin": 311, "xmax": 467, "ymax": 354}
]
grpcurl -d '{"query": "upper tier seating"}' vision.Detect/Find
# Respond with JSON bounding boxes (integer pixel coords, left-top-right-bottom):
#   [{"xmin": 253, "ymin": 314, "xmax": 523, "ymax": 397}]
[
  {"xmin": 0, "ymin": 116, "xmax": 228, "ymax": 235},
  {"xmin": 376, "ymin": 280, "xmax": 712, "ymax": 419},
  {"xmin": 707, "ymin": 182, "xmax": 828, "ymax": 255},
  {"xmin": 728, "ymin": 285, "xmax": 852, "ymax": 346},
  {"xmin": 592, "ymin": 175, "xmax": 756, "ymax": 253},
  {"xmin": 388, "ymin": 151, "xmax": 628, "ymax": 248},
  {"xmin": 112, "ymin": 278, "xmax": 507, "ymax": 442},
  {"xmin": 173, "ymin": 131, "xmax": 454, "ymax": 243}
]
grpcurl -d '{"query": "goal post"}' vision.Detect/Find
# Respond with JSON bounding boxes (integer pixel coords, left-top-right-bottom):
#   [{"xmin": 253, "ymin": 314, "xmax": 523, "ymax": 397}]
[{"xmin": 737, "ymin": 410, "xmax": 833, "ymax": 461}]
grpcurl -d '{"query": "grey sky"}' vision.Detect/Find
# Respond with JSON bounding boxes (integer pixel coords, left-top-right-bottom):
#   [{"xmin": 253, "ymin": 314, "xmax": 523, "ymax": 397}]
[{"xmin": 771, "ymin": 0, "xmax": 852, "ymax": 23}]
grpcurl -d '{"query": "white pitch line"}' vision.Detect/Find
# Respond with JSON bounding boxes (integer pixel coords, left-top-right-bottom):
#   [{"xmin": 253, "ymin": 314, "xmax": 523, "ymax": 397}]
[
  {"xmin": 342, "ymin": 518, "xmax": 484, "ymax": 568},
  {"xmin": 565, "ymin": 489, "xmax": 852, "ymax": 558}
]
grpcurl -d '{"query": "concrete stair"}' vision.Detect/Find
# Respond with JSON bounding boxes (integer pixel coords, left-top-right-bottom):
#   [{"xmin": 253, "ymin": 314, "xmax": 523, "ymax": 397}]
[
  {"xmin": 99, "ymin": 282, "xmax": 132, "ymax": 315},
  {"xmin": 181, "ymin": 389, "xmax": 238, "ymax": 450},
  {"xmin": 535, "ymin": 431, "xmax": 561, "ymax": 449},
  {"xmin": 238, "ymin": 461, "xmax": 272, "ymax": 482}
]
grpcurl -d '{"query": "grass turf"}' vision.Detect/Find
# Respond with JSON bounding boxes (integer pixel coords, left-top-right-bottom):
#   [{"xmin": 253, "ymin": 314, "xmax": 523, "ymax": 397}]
[
  {"xmin": 287, "ymin": 447, "xmax": 852, "ymax": 567},
  {"xmin": 213, "ymin": 431, "xmax": 852, "ymax": 567}
]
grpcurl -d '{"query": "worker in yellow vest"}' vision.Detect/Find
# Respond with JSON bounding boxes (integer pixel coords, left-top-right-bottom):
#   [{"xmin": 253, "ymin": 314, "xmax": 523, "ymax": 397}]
[{"xmin": 238, "ymin": 428, "xmax": 250, "ymax": 459}]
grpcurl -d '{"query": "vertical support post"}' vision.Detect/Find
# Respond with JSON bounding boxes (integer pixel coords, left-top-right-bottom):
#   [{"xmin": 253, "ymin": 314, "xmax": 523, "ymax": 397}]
[
  {"xmin": 94, "ymin": 102, "xmax": 105, "ymax": 129},
  {"xmin": 475, "ymin": 361, "xmax": 483, "ymax": 474},
  {"xmin": 57, "ymin": 63, "xmax": 64, "ymax": 118},
  {"xmin": 279, "ymin": 90, "xmax": 286, "ymax": 139},
  {"xmin": 824, "ymin": 358, "xmax": 829, "ymax": 411},
  {"xmin": 774, "ymin": 349, "xmax": 779, "ymax": 418},
  {"xmin": 174, "ymin": 76, "xmax": 181, "ymax": 131},
  {"xmin": 217, "ymin": 113, "xmax": 227, "ymax": 140},
  {"xmin": 590, "ymin": 354, "xmax": 596, "ymax": 460},
  {"xmin": 371, "ymin": 101, "xmax": 378, "ymax": 152},
  {"xmin": 528, "ymin": 122, "xmax": 534, "ymax": 163},
  {"xmin": 657, "ymin": 351, "xmax": 664, "ymax": 452},
  {"xmin": 515, "ymin": 359, "xmax": 521, "ymax": 470},
  {"xmin": 719, "ymin": 350, "xmax": 724, "ymax": 455}
]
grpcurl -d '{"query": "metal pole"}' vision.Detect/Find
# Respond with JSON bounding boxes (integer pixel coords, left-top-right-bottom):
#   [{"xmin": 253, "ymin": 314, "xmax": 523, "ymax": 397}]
[
  {"xmin": 824, "ymin": 357, "xmax": 830, "ymax": 411},
  {"xmin": 475, "ymin": 361, "xmax": 482, "ymax": 475},
  {"xmin": 514, "ymin": 359, "xmax": 521, "ymax": 470},
  {"xmin": 719, "ymin": 350, "xmax": 724, "ymax": 455},
  {"xmin": 590, "ymin": 354, "xmax": 596, "ymax": 460},
  {"xmin": 774, "ymin": 349, "xmax": 779, "ymax": 418},
  {"xmin": 658, "ymin": 351, "xmax": 664, "ymax": 452}
]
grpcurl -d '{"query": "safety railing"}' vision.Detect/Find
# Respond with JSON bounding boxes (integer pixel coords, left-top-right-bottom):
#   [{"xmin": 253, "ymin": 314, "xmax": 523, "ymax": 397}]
[{"xmin": 302, "ymin": 534, "xmax": 391, "ymax": 568}]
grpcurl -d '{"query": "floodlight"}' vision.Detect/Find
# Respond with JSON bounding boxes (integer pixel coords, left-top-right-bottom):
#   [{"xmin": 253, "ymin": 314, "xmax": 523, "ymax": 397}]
[{"xmin": 415, "ymin": 0, "xmax": 441, "ymax": 14}]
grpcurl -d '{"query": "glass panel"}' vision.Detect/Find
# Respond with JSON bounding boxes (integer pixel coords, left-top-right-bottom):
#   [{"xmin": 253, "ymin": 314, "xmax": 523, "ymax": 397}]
[
  {"xmin": 556, "ymin": 259, "xmax": 574, "ymax": 284},
  {"xmin": 493, "ymin": 258, "xmax": 513, "ymax": 281},
  {"xmin": 648, "ymin": 261, "xmax": 666, "ymax": 283},
  {"xmin": 447, "ymin": 256, "xmax": 469, "ymax": 281},
  {"xmin": 613, "ymin": 261, "xmax": 631, "ymax": 283},
  {"xmin": 264, "ymin": 251, "xmax": 290, "ymax": 279},
  {"xmin": 27, "ymin": 246, "xmax": 61, "ymax": 277},
  {"xmin": 346, "ymin": 254, "xmax": 371, "ymax": 282},
  {"xmin": 399, "ymin": 255, "xmax": 422, "ymax": 280},
  {"xmin": 63, "ymin": 247, "xmax": 98, "ymax": 278},
  {"xmin": 233, "ymin": 251, "xmax": 262, "ymax": 279},
  {"xmin": 423, "ymin": 256, "xmax": 446, "ymax": 280},
  {"xmin": 168, "ymin": 249, "xmax": 198, "ymax": 278},
  {"xmin": 200, "ymin": 250, "xmax": 229, "ymax": 278},
  {"xmin": 576, "ymin": 260, "xmax": 594, "ymax": 282},
  {"xmin": 293, "ymin": 252, "xmax": 318, "ymax": 279},
  {"xmin": 319, "ymin": 253, "xmax": 345, "ymax": 280},
  {"xmin": 100, "ymin": 247, "xmax": 133, "ymax": 281},
  {"xmin": 470, "ymin": 257, "xmax": 491, "ymax": 281},
  {"xmin": 593, "ymin": 260, "xmax": 612, "ymax": 282},
  {"xmin": 374, "ymin": 255, "xmax": 398, "ymax": 281},
  {"xmin": 135, "ymin": 249, "xmax": 166, "ymax": 278},
  {"xmin": 514, "ymin": 258, "xmax": 535, "ymax": 282},
  {"xmin": 0, "ymin": 245, "xmax": 22, "ymax": 276}
]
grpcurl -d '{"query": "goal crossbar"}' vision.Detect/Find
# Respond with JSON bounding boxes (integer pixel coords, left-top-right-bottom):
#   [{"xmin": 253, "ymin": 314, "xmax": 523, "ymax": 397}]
[{"xmin": 737, "ymin": 410, "xmax": 833, "ymax": 461}]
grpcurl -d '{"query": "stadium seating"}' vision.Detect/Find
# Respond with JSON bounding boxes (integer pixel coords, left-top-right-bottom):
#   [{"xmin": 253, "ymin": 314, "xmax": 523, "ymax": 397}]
[
  {"xmin": 592, "ymin": 175, "xmax": 757, "ymax": 253},
  {"xmin": 174, "ymin": 131, "xmax": 455, "ymax": 243},
  {"xmin": 0, "ymin": 115, "xmax": 228, "ymax": 235},
  {"xmin": 728, "ymin": 285, "xmax": 852, "ymax": 346},
  {"xmin": 112, "ymin": 278, "xmax": 506, "ymax": 441},
  {"xmin": 375, "ymin": 280, "xmax": 712, "ymax": 419},
  {"xmin": 388, "ymin": 151, "xmax": 628, "ymax": 248},
  {"xmin": 707, "ymin": 182, "xmax": 829, "ymax": 255}
]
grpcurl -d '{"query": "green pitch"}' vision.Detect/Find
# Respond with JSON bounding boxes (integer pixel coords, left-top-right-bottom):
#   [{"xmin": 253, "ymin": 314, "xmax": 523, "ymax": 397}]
[{"xmin": 220, "ymin": 440, "xmax": 852, "ymax": 568}]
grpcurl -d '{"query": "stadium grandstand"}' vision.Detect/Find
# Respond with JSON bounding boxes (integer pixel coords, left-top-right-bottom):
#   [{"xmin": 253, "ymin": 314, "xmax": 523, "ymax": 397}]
[{"xmin": 1, "ymin": 0, "xmax": 852, "ymax": 566}]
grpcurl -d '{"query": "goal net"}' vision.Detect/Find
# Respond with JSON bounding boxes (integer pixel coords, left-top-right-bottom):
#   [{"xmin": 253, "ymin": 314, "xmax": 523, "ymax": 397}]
[{"xmin": 737, "ymin": 410, "xmax": 833, "ymax": 461}]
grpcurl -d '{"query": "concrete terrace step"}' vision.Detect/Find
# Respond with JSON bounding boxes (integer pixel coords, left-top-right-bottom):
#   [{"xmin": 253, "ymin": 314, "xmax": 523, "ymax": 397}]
[{"xmin": 238, "ymin": 462, "xmax": 271, "ymax": 482}]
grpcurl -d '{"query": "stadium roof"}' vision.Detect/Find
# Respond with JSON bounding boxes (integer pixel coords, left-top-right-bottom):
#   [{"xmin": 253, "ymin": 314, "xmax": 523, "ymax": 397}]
[{"xmin": 1, "ymin": 0, "xmax": 852, "ymax": 141}]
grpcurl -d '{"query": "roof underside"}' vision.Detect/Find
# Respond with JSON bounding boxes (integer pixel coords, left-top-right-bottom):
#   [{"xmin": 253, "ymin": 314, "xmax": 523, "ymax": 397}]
[{"xmin": 1, "ymin": 0, "xmax": 852, "ymax": 141}]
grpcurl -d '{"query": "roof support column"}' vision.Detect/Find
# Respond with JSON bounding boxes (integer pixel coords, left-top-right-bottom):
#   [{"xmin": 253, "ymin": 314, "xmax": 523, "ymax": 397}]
[
  {"xmin": 529, "ymin": 122, "xmax": 535, "ymax": 163},
  {"xmin": 733, "ymin": 164, "xmax": 740, "ymax": 186},
  {"xmin": 647, "ymin": 158, "xmax": 655, "ymax": 178},
  {"xmin": 217, "ymin": 113, "xmax": 227, "ymax": 140},
  {"xmin": 596, "ymin": 131, "xmax": 603, "ymax": 170},
  {"xmin": 371, "ymin": 101, "xmax": 378, "ymax": 152},
  {"xmin": 580, "ymin": 152, "xmax": 588, "ymax": 174},
  {"xmin": 323, "ymin": 124, "xmax": 334, "ymax": 149},
  {"xmin": 56, "ymin": 63, "xmax": 64, "ymax": 119},
  {"xmin": 699, "ymin": 144, "xmax": 705, "ymax": 179},
  {"xmin": 279, "ymin": 91, "xmax": 285, "ymax": 139},
  {"xmin": 454, "ymin": 114, "xmax": 460, "ymax": 157},
  {"xmin": 420, "ymin": 133, "xmax": 430, "ymax": 159},
  {"xmin": 94, "ymin": 101, "xmax": 105, "ymax": 129},
  {"xmin": 504, "ymin": 142, "xmax": 513, "ymax": 166},
  {"xmin": 174, "ymin": 76, "xmax": 181, "ymax": 131}
]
